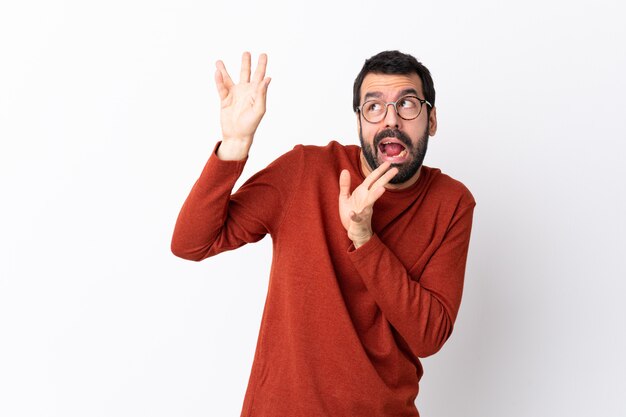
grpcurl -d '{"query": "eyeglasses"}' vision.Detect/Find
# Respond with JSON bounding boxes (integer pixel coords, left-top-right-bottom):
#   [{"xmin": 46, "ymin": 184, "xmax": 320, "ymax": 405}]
[{"xmin": 356, "ymin": 95, "xmax": 432, "ymax": 123}]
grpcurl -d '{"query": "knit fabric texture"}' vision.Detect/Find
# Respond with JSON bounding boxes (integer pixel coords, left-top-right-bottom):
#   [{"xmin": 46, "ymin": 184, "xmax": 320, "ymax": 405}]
[{"xmin": 172, "ymin": 141, "xmax": 476, "ymax": 417}]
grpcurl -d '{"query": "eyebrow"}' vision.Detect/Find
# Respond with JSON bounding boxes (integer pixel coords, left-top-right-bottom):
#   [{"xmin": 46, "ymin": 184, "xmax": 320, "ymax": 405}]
[
  {"xmin": 363, "ymin": 88, "xmax": 421, "ymax": 102},
  {"xmin": 399, "ymin": 88, "xmax": 420, "ymax": 97}
]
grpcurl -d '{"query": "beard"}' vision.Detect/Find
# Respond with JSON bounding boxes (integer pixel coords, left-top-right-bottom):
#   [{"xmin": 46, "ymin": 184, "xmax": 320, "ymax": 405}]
[{"xmin": 359, "ymin": 122, "xmax": 429, "ymax": 185}]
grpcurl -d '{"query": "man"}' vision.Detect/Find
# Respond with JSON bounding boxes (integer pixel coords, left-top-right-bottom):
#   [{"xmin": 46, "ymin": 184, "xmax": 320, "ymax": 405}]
[{"xmin": 172, "ymin": 50, "xmax": 475, "ymax": 417}]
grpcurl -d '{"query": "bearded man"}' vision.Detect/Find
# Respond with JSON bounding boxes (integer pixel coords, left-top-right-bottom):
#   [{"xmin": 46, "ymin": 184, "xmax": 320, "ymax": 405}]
[{"xmin": 172, "ymin": 50, "xmax": 476, "ymax": 417}]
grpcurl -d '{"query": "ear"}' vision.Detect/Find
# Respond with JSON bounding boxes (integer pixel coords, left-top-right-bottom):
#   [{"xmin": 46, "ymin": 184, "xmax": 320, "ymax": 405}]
[{"xmin": 428, "ymin": 106, "xmax": 437, "ymax": 136}]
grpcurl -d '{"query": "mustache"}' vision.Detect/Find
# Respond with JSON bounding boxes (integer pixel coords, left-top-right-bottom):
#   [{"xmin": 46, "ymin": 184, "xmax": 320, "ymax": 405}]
[{"xmin": 374, "ymin": 129, "xmax": 412, "ymax": 149}]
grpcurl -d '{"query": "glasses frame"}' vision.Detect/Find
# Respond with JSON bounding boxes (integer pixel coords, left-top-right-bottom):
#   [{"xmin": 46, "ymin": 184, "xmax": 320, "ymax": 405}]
[{"xmin": 356, "ymin": 95, "xmax": 433, "ymax": 124}]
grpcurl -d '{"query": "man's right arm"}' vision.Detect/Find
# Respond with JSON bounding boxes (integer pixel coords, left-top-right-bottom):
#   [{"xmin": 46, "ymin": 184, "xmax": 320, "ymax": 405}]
[
  {"xmin": 171, "ymin": 141, "xmax": 250, "ymax": 261},
  {"xmin": 171, "ymin": 140, "xmax": 302, "ymax": 261},
  {"xmin": 171, "ymin": 52, "xmax": 273, "ymax": 260}
]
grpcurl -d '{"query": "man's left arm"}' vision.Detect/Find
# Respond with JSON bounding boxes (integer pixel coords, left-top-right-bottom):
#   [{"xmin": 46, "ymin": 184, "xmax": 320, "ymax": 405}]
[
  {"xmin": 339, "ymin": 165, "xmax": 475, "ymax": 358},
  {"xmin": 347, "ymin": 204, "xmax": 474, "ymax": 358}
]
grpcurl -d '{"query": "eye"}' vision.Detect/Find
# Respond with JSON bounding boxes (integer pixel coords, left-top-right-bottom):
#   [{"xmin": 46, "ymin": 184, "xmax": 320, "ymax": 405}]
[
  {"xmin": 364, "ymin": 101, "xmax": 383, "ymax": 114},
  {"xmin": 398, "ymin": 97, "xmax": 418, "ymax": 109}
]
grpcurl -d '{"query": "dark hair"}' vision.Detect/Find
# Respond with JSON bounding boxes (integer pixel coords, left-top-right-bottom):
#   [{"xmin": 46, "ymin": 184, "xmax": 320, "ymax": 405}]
[{"xmin": 352, "ymin": 50, "xmax": 435, "ymax": 115}]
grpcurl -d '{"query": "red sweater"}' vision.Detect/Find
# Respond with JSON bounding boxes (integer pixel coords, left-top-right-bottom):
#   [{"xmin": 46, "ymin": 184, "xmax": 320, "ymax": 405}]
[{"xmin": 172, "ymin": 141, "xmax": 475, "ymax": 417}]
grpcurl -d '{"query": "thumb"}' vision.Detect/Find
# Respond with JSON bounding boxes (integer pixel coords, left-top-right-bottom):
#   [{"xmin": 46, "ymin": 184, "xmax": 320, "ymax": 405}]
[
  {"xmin": 215, "ymin": 69, "xmax": 229, "ymax": 101},
  {"xmin": 349, "ymin": 210, "xmax": 363, "ymax": 223},
  {"xmin": 339, "ymin": 169, "xmax": 351, "ymax": 199}
]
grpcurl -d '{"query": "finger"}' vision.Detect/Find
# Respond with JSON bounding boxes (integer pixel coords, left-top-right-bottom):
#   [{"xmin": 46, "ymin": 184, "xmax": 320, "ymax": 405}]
[
  {"xmin": 363, "ymin": 161, "xmax": 392, "ymax": 188},
  {"xmin": 339, "ymin": 169, "xmax": 351, "ymax": 199},
  {"xmin": 371, "ymin": 166, "xmax": 399, "ymax": 191},
  {"xmin": 216, "ymin": 60, "xmax": 234, "ymax": 88},
  {"xmin": 215, "ymin": 69, "xmax": 229, "ymax": 100},
  {"xmin": 368, "ymin": 184, "xmax": 388, "ymax": 204},
  {"xmin": 365, "ymin": 167, "xmax": 398, "ymax": 205},
  {"xmin": 240, "ymin": 51, "xmax": 251, "ymax": 83},
  {"xmin": 253, "ymin": 77, "xmax": 271, "ymax": 112},
  {"xmin": 251, "ymin": 53, "xmax": 268, "ymax": 84}
]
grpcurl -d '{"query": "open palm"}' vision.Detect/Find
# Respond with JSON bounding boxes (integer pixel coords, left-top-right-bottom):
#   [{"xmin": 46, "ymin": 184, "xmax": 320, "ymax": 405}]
[{"xmin": 215, "ymin": 52, "xmax": 271, "ymax": 147}]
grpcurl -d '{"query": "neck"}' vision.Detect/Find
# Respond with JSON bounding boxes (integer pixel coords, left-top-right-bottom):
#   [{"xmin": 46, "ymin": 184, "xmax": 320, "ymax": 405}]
[{"xmin": 359, "ymin": 151, "xmax": 421, "ymax": 190}]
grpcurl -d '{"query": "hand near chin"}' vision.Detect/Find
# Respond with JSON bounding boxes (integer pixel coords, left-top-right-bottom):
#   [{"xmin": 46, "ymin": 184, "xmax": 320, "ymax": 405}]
[
  {"xmin": 338, "ymin": 162, "xmax": 398, "ymax": 248},
  {"xmin": 215, "ymin": 52, "xmax": 271, "ymax": 160}
]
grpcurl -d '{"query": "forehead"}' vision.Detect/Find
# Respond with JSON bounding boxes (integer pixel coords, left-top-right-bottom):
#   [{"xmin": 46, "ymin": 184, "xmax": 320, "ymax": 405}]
[{"xmin": 360, "ymin": 72, "xmax": 424, "ymax": 100}]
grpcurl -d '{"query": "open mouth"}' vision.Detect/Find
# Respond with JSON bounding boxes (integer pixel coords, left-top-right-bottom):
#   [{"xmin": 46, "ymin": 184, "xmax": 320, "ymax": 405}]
[{"xmin": 378, "ymin": 140, "xmax": 408, "ymax": 160}]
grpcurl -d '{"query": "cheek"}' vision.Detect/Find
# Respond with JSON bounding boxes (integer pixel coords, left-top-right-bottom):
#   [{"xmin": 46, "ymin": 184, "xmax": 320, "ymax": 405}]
[{"xmin": 361, "ymin": 125, "xmax": 377, "ymax": 141}]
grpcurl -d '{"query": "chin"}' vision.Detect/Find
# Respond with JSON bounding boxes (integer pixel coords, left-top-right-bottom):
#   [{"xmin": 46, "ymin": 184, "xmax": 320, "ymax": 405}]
[{"xmin": 388, "ymin": 160, "xmax": 423, "ymax": 184}]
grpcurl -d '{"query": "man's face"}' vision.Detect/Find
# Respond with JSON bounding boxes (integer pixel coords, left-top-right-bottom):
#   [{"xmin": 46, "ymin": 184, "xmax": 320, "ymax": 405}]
[{"xmin": 357, "ymin": 72, "xmax": 437, "ymax": 186}]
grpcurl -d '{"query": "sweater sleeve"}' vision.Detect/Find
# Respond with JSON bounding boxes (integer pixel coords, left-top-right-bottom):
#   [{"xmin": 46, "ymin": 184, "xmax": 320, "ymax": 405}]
[
  {"xmin": 347, "ymin": 202, "xmax": 475, "ymax": 358},
  {"xmin": 171, "ymin": 142, "xmax": 302, "ymax": 261}
]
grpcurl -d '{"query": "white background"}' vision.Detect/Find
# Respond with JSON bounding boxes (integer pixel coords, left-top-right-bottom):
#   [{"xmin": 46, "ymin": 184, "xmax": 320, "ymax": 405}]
[{"xmin": 1, "ymin": 0, "xmax": 624, "ymax": 416}]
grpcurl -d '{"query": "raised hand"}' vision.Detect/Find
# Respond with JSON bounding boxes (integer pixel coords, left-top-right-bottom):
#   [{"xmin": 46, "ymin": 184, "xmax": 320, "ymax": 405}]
[
  {"xmin": 338, "ymin": 162, "xmax": 399, "ymax": 248},
  {"xmin": 215, "ymin": 52, "xmax": 271, "ymax": 160}
]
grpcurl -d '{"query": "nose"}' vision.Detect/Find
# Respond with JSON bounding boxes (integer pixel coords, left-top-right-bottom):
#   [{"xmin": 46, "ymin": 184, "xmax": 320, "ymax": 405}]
[{"xmin": 383, "ymin": 102, "xmax": 400, "ymax": 128}]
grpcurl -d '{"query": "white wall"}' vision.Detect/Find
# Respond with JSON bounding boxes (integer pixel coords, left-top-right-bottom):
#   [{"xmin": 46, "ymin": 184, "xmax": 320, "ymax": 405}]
[{"xmin": 1, "ymin": 0, "xmax": 624, "ymax": 416}]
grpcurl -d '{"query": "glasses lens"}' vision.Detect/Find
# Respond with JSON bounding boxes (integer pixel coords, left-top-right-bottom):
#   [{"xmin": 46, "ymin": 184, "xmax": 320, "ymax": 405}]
[
  {"xmin": 397, "ymin": 96, "xmax": 421, "ymax": 120},
  {"xmin": 362, "ymin": 100, "xmax": 385, "ymax": 123}
]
